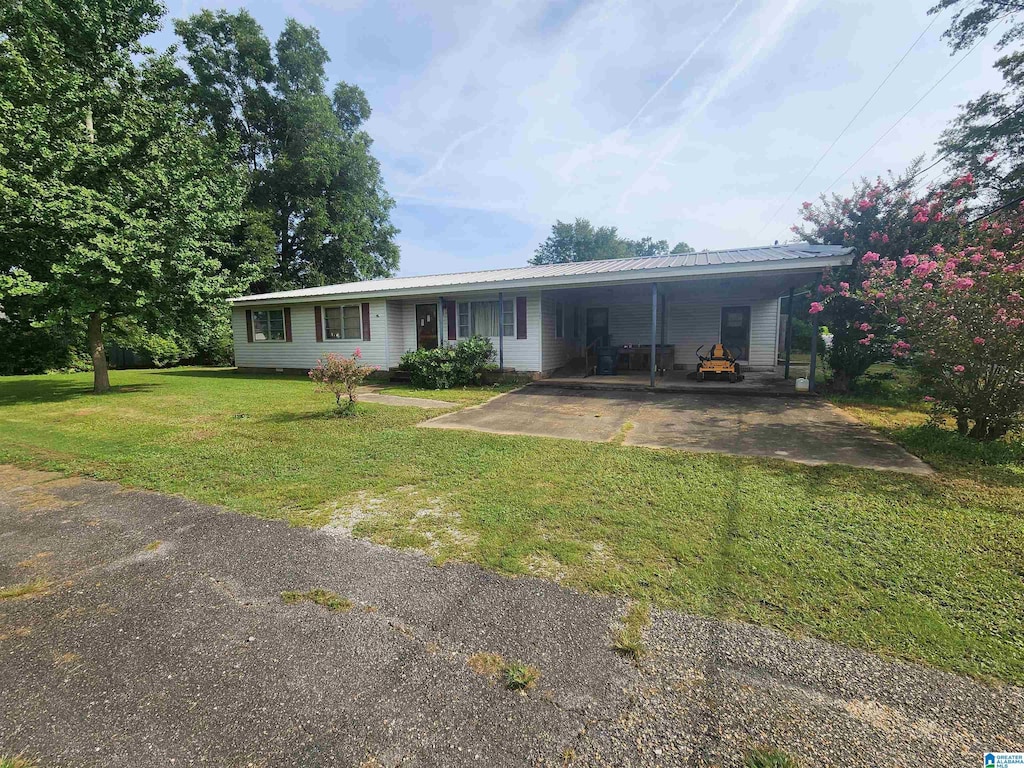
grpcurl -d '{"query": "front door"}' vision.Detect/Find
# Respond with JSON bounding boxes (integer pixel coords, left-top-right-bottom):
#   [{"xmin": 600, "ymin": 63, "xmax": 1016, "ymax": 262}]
[
  {"xmin": 586, "ymin": 308, "xmax": 609, "ymax": 347},
  {"xmin": 721, "ymin": 306, "xmax": 751, "ymax": 361},
  {"xmin": 416, "ymin": 303, "xmax": 438, "ymax": 350}
]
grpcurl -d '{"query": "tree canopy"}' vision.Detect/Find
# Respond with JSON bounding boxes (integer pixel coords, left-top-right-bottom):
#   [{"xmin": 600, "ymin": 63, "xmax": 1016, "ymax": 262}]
[
  {"xmin": 175, "ymin": 9, "xmax": 399, "ymax": 292},
  {"xmin": 530, "ymin": 219, "xmax": 669, "ymax": 265},
  {"xmin": 929, "ymin": 0, "xmax": 1024, "ymax": 53},
  {"xmin": 0, "ymin": 0, "xmax": 246, "ymax": 392},
  {"xmin": 671, "ymin": 241, "xmax": 695, "ymax": 254}
]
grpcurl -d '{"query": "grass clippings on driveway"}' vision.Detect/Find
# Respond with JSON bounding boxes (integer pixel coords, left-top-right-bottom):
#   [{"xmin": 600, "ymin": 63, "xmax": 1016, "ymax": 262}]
[{"xmin": 1, "ymin": 367, "xmax": 1023, "ymax": 686}]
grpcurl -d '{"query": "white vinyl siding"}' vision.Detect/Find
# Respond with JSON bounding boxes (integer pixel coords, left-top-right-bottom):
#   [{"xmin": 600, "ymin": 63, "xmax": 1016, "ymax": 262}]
[
  {"xmin": 386, "ymin": 300, "xmax": 406, "ymax": 368},
  {"xmin": 233, "ymin": 300, "xmax": 387, "ymax": 370},
  {"xmin": 540, "ymin": 291, "xmax": 577, "ymax": 372},
  {"xmin": 397, "ymin": 292, "xmax": 541, "ymax": 371},
  {"xmin": 667, "ymin": 297, "xmax": 778, "ymax": 370}
]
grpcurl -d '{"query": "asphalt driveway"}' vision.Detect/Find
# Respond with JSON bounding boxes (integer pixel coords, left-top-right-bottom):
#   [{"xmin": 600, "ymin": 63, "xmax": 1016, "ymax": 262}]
[
  {"xmin": 2, "ymin": 466, "xmax": 1020, "ymax": 767},
  {"xmin": 422, "ymin": 386, "xmax": 932, "ymax": 474}
]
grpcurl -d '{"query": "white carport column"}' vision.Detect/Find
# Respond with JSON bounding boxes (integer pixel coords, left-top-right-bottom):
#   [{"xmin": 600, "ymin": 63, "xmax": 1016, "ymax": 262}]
[{"xmin": 650, "ymin": 282, "xmax": 658, "ymax": 387}]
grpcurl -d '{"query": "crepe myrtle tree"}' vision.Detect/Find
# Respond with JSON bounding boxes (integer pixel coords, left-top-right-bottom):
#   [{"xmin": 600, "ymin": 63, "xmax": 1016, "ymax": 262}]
[
  {"xmin": 811, "ymin": 179, "xmax": 1024, "ymax": 441},
  {"xmin": 793, "ymin": 164, "xmax": 969, "ymax": 391}
]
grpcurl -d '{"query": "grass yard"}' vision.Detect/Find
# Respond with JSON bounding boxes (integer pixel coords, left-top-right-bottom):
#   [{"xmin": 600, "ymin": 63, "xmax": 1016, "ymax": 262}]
[{"xmin": 1, "ymin": 367, "xmax": 1023, "ymax": 686}]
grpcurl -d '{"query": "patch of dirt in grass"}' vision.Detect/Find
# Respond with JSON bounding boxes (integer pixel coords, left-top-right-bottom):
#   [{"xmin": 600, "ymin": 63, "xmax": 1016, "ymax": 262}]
[
  {"xmin": 320, "ymin": 491, "xmax": 388, "ymax": 536},
  {"xmin": 0, "ymin": 466, "xmax": 60, "ymax": 491},
  {"xmin": 524, "ymin": 552, "xmax": 568, "ymax": 583}
]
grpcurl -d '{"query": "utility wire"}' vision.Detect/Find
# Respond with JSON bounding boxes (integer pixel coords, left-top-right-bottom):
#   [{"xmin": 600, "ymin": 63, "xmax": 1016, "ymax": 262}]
[
  {"xmin": 756, "ymin": 15, "xmax": 940, "ymax": 239},
  {"xmin": 819, "ymin": 28, "xmax": 993, "ymax": 199},
  {"xmin": 966, "ymin": 191, "xmax": 1024, "ymax": 223}
]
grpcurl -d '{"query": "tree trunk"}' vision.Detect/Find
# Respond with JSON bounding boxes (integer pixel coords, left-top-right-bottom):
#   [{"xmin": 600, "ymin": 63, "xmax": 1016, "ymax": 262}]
[
  {"xmin": 88, "ymin": 311, "xmax": 110, "ymax": 394},
  {"xmin": 831, "ymin": 370, "xmax": 850, "ymax": 393}
]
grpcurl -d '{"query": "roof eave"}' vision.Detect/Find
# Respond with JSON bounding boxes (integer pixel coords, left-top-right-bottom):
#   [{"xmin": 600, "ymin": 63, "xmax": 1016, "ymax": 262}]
[{"xmin": 227, "ymin": 252, "xmax": 853, "ymax": 306}]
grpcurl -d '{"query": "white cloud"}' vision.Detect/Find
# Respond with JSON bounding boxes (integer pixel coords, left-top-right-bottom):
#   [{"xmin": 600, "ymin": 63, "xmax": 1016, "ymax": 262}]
[{"xmin": 159, "ymin": 0, "xmax": 1010, "ymax": 273}]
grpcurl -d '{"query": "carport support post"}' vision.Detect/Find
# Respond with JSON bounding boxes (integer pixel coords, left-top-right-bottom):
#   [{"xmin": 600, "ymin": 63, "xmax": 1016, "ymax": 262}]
[
  {"xmin": 438, "ymin": 296, "xmax": 444, "ymax": 348},
  {"xmin": 497, "ymin": 291, "xmax": 504, "ymax": 372},
  {"xmin": 650, "ymin": 282, "xmax": 657, "ymax": 387},
  {"xmin": 784, "ymin": 286, "xmax": 794, "ymax": 379},
  {"xmin": 808, "ymin": 310, "xmax": 819, "ymax": 393}
]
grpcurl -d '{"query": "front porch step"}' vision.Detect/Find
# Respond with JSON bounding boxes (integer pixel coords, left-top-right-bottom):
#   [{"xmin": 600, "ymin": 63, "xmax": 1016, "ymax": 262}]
[{"xmin": 388, "ymin": 369, "xmax": 412, "ymax": 383}]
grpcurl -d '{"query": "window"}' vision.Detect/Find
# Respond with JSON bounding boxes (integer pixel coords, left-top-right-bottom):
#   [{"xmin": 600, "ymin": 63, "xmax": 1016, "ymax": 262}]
[
  {"xmin": 555, "ymin": 302, "xmax": 564, "ymax": 339},
  {"xmin": 252, "ymin": 309, "xmax": 285, "ymax": 341},
  {"xmin": 457, "ymin": 300, "xmax": 514, "ymax": 337},
  {"xmin": 324, "ymin": 305, "xmax": 361, "ymax": 340}
]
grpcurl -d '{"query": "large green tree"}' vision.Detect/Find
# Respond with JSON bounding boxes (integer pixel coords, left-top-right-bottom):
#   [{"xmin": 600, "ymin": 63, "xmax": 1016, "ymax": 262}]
[
  {"xmin": 931, "ymin": 0, "xmax": 1024, "ymax": 205},
  {"xmin": 175, "ymin": 10, "xmax": 400, "ymax": 292},
  {"xmin": 530, "ymin": 218, "xmax": 669, "ymax": 264},
  {"xmin": 0, "ymin": 0, "xmax": 246, "ymax": 393}
]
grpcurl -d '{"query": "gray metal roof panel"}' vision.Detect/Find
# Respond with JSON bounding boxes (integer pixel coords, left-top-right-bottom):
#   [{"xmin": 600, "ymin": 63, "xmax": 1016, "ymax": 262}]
[{"xmin": 229, "ymin": 243, "xmax": 853, "ymax": 302}]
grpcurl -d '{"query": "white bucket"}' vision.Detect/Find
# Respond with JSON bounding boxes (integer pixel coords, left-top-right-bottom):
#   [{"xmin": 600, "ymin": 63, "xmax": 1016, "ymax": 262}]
[{"xmin": 795, "ymin": 377, "xmax": 810, "ymax": 393}]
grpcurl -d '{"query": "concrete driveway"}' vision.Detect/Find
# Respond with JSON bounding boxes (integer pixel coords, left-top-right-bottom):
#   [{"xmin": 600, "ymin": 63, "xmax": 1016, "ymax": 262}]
[
  {"xmin": 422, "ymin": 387, "xmax": 931, "ymax": 474},
  {"xmin": 1, "ymin": 466, "xmax": 1020, "ymax": 767}
]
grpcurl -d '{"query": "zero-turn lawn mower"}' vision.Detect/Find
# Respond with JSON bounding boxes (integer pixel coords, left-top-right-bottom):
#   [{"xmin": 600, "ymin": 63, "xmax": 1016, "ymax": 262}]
[{"xmin": 695, "ymin": 344, "xmax": 744, "ymax": 382}]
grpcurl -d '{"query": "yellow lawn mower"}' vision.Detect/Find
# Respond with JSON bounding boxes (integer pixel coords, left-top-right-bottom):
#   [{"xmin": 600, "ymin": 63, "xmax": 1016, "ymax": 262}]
[{"xmin": 695, "ymin": 344, "xmax": 744, "ymax": 383}]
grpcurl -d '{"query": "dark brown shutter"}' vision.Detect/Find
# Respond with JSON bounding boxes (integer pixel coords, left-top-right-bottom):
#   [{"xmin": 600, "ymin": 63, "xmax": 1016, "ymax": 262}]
[
  {"xmin": 446, "ymin": 300, "xmax": 457, "ymax": 341},
  {"xmin": 361, "ymin": 302, "xmax": 371, "ymax": 341},
  {"xmin": 314, "ymin": 306, "xmax": 323, "ymax": 342},
  {"xmin": 516, "ymin": 296, "xmax": 527, "ymax": 339},
  {"xmin": 283, "ymin": 307, "xmax": 292, "ymax": 342},
  {"xmin": 245, "ymin": 309, "xmax": 253, "ymax": 343}
]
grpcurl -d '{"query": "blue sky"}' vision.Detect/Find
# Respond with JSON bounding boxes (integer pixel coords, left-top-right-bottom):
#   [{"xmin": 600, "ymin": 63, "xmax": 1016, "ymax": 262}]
[{"xmin": 151, "ymin": 0, "xmax": 1005, "ymax": 276}]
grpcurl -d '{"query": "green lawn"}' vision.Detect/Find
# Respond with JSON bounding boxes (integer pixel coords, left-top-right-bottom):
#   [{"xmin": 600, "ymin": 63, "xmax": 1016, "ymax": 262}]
[{"xmin": 1, "ymin": 367, "xmax": 1023, "ymax": 685}]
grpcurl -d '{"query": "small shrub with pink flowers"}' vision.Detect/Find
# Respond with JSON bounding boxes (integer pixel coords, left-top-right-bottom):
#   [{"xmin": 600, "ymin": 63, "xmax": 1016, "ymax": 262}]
[{"xmin": 308, "ymin": 349, "xmax": 379, "ymax": 415}]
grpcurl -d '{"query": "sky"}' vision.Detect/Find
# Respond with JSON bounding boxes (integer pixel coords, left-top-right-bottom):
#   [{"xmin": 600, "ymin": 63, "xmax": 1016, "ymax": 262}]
[{"xmin": 151, "ymin": 0, "xmax": 1007, "ymax": 276}]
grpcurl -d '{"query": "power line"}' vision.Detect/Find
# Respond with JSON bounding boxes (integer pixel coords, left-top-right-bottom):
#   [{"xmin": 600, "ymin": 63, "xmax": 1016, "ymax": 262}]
[
  {"xmin": 754, "ymin": 13, "xmax": 941, "ymax": 239},
  {"xmin": 908, "ymin": 99, "xmax": 1024, "ymax": 194},
  {"xmin": 819, "ymin": 28, "xmax": 992, "ymax": 199},
  {"xmin": 966, "ymin": 191, "xmax": 1024, "ymax": 224}
]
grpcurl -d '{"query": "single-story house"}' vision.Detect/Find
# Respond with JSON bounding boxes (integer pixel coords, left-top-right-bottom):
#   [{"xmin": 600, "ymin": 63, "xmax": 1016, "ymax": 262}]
[{"xmin": 227, "ymin": 243, "xmax": 853, "ymax": 381}]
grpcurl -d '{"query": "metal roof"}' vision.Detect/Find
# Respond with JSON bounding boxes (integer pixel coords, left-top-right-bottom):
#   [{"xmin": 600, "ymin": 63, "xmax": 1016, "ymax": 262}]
[{"xmin": 229, "ymin": 243, "xmax": 852, "ymax": 303}]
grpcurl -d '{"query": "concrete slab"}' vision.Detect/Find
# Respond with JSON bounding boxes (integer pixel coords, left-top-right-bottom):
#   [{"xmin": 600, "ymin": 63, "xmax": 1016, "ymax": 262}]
[
  {"xmin": 625, "ymin": 395, "xmax": 932, "ymax": 474},
  {"xmin": 359, "ymin": 390, "xmax": 456, "ymax": 408},
  {"xmin": 421, "ymin": 386, "xmax": 932, "ymax": 475},
  {"xmin": 421, "ymin": 387, "xmax": 644, "ymax": 442}
]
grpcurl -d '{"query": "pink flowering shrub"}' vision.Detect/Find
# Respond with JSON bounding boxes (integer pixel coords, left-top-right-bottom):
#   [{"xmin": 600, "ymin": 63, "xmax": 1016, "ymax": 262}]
[
  {"xmin": 792, "ymin": 165, "xmax": 965, "ymax": 391},
  {"xmin": 308, "ymin": 349, "xmax": 379, "ymax": 413},
  {"xmin": 831, "ymin": 204, "xmax": 1024, "ymax": 441}
]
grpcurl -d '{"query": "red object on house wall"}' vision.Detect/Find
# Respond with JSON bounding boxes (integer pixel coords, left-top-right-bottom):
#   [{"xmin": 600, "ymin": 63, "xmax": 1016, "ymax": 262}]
[{"xmin": 516, "ymin": 296, "xmax": 527, "ymax": 339}]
